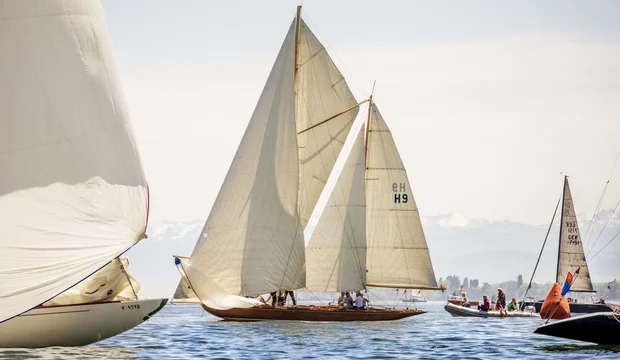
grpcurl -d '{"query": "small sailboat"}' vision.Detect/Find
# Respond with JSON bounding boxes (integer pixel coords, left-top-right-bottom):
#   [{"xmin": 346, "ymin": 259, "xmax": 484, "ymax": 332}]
[
  {"xmin": 403, "ymin": 290, "xmax": 427, "ymax": 303},
  {"xmin": 524, "ymin": 176, "xmax": 614, "ymax": 314},
  {"xmin": 0, "ymin": 0, "xmax": 166, "ymax": 347},
  {"xmin": 173, "ymin": 6, "xmax": 441, "ymax": 321}
]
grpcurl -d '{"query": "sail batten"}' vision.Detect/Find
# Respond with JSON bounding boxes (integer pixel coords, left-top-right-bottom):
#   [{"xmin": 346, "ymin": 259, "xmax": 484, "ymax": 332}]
[
  {"xmin": 365, "ymin": 104, "xmax": 438, "ymax": 289},
  {"xmin": 556, "ymin": 177, "xmax": 594, "ymax": 292},
  {"xmin": 306, "ymin": 126, "xmax": 367, "ymax": 292},
  {"xmin": 187, "ymin": 21, "xmax": 305, "ymax": 299},
  {"xmin": 296, "ymin": 19, "xmax": 359, "ymax": 230}
]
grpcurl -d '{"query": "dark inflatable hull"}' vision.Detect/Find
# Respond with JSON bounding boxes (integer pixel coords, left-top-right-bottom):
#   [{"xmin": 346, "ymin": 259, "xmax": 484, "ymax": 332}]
[{"xmin": 534, "ymin": 312, "xmax": 620, "ymax": 345}]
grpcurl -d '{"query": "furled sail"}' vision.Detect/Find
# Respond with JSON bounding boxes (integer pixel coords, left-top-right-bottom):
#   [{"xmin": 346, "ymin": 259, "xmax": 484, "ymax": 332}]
[
  {"xmin": 306, "ymin": 124, "xmax": 366, "ymax": 292},
  {"xmin": 0, "ymin": 0, "xmax": 148, "ymax": 323},
  {"xmin": 296, "ymin": 19, "xmax": 358, "ymax": 230},
  {"xmin": 186, "ymin": 21, "xmax": 305, "ymax": 300},
  {"xmin": 556, "ymin": 177, "xmax": 594, "ymax": 292},
  {"xmin": 365, "ymin": 104, "xmax": 438, "ymax": 289}
]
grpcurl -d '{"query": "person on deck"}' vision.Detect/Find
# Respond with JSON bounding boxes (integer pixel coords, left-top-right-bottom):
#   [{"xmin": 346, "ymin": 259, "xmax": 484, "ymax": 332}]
[
  {"xmin": 338, "ymin": 292, "xmax": 345, "ymax": 307},
  {"xmin": 507, "ymin": 298, "xmax": 518, "ymax": 311},
  {"xmin": 478, "ymin": 295, "xmax": 490, "ymax": 311},
  {"xmin": 284, "ymin": 290, "xmax": 297, "ymax": 306},
  {"xmin": 345, "ymin": 292, "xmax": 354, "ymax": 308},
  {"xmin": 267, "ymin": 291, "xmax": 277, "ymax": 307},
  {"xmin": 355, "ymin": 292, "xmax": 369, "ymax": 309}
]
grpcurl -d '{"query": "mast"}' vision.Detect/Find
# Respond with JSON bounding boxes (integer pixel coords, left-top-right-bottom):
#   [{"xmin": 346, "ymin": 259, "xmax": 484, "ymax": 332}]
[
  {"xmin": 294, "ymin": 5, "xmax": 302, "ymax": 78},
  {"xmin": 556, "ymin": 176, "xmax": 567, "ymax": 282},
  {"xmin": 365, "ymin": 81, "xmax": 376, "ymax": 162}
]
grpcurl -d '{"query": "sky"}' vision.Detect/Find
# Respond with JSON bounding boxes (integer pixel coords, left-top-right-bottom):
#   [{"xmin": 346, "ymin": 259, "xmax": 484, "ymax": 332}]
[{"xmin": 102, "ymin": 0, "xmax": 620, "ymax": 226}]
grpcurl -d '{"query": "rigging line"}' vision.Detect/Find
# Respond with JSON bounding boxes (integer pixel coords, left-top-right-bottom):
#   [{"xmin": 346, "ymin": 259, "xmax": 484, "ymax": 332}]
[
  {"xmin": 584, "ymin": 148, "xmax": 620, "ymax": 247},
  {"xmin": 583, "ymin": 181, "xmax": 609, "ymax": 248},
  {"xmin": 587, "ymin": 226, "xmax": 620, "ymax": 263},
  {"xmin": 586, "ymin": 197, "xmax": 620, "ymax": 258},
  {"xmin": 522, "ymin": 195, "xmax": 562, "ymax": 303},
  {"xmin": 301, "ymin": 12, "xmax": 369, "ymax": 98}
]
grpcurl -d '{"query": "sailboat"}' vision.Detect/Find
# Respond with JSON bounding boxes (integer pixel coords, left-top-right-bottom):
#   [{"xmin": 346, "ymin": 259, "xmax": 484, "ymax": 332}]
[
  {"xmin": 524, "ymin": 176, "xmax": 614, "ymax": 314},
  {"xmin": 0, "ymin": 0, "xmax": 166, "ymax": 347},
  {"xmin": 173, "ymin": 6, "xmax": 440, "ymax": 321},
  {"xmin": 403, "ymin": 290, "xmax": 427, "ymax": 303}
]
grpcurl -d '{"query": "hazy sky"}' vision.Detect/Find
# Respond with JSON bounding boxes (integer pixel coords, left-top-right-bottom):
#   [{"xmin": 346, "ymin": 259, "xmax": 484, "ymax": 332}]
[{"xmin": 103, "ymin": 0, "xmax": 620, "ymax": 226}]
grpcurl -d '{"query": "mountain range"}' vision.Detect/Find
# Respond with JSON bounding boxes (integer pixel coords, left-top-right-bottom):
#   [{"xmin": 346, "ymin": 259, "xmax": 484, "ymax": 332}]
[{"xmin": 125, "ymin": 212, "xmax": 620, "ymax": 298}]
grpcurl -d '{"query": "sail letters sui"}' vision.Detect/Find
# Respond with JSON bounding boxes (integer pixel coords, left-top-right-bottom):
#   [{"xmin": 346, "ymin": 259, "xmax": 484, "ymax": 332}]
[{"xmin": 556, "ymin": 177, "xmax": 594, "ymax": 292}]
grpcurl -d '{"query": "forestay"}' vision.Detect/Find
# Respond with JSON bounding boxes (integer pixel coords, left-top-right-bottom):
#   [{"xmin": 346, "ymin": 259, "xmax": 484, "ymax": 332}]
[
  {"xmin": 296, "ymin": 19, "xmax": 358, "ymax": 230},
  {"xmin": 556, "ymin": 177, "xmax": 594, "ymax": 292},
  {"xmin": 0, "ymin": 0, "xmax": 148, "ymax": 323},
  {"xmin": 306, "ymin": 125, "xmax": 366, "ymax": 292},
  {"xmin": 365, "ymin": 104, "xmax": 438, "ymax": 289},
  {"xmin": 187, "ymin": 21, "xmax": 305, "ymax": 299}
]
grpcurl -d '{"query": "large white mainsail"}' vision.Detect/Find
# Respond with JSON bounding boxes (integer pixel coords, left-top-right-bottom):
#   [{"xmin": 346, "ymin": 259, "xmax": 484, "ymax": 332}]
[
  {"xmin": 296, "ymin": 19, "xmax": 359, "ymax": 230},
  {"xmin": 365, "ymin": 104, "xmax": 438, "ymax": 289},
  {"xmin": 0, "ymin": 0, "xmax": 148, "ymax": 323},
  {"xmin": 306, "ymin": 125, "xmax": 366, "ymax": 292},
  {"xmin": 556, "ymin": 177, "xmax": 594, "ymax": 292},
  {"xmin": 185, "ymin": 21, "xmax": 305, "ymax": 302}
]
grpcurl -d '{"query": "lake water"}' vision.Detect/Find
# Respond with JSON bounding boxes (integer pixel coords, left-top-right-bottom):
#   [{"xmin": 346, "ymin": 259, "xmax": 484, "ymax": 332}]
[{"xmin": 1, "ymin": 301, "xmax": 619, "ymax": 359}]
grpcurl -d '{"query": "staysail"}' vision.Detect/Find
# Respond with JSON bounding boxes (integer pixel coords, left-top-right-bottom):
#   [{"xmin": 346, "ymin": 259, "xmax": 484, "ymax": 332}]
[
  {"xmin": 0, "ymin": 0, "xmax": 148, "ymax": 323},
  {"xmin": 556, "ymin": 177, "xmax": 594, "ymax": 292},
  {"xmin": 186, "ymin": 21, "xmax": 305, "ymax": 300},
  {"xmin": 365, "ymin": 104, "xmax": 438, "ymax": 289},
  {"xmin": 306, "ymin": 125, "xmax": 366, "ymax": 292},
  {"xmin": 296, "ymin": 18, "xmax": 359, "ymax": 230}
]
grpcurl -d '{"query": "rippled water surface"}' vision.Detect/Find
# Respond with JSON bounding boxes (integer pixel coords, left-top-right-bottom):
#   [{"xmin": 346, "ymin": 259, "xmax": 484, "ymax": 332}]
[{"xmin": 2, "ymin": 302, "xmax": 619, "ymax": 359}]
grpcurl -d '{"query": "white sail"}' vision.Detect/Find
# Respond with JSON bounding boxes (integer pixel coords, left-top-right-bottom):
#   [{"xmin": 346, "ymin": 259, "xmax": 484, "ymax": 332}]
[
  {"xmin": 172, "ymin": 278, "xmax": 198, "ymax": 301},
  {"xmin": 556, "ymin": 177, "xmax": 594, "ymax": 292},
  {"xmin": 187, "ymin": 21, "xmax": 305, "ymax": 300},
  {"xmin": 0, "ymin": 0, "xmax": 148, "ymax": 323},
  {"xmin": 296, "ymin": 19, "xmax": 358, "ymax": 230},
  {"xmin": 365, "ymin": 104, "xmax": 438, "ymax": 289},
  {"xmin": 306, "ymin": 125, "xmax": 366, "ymax": 292}
]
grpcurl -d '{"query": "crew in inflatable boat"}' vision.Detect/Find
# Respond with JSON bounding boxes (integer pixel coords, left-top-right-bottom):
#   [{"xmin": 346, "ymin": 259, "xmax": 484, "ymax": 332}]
[
  {"xmin": 478, "ymin": 295, "xmax": 491, "ymax": 311},
  {"xmin": 507, "ymin": 298, "xmax": 518, "ymax": 311},
  {"xmin": 462, "ymin": 297, "xmax": 471, "ymax": 308}
]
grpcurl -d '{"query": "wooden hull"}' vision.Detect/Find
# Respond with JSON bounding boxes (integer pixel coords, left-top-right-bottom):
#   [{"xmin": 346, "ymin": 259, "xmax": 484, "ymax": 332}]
[
  {"xmin": 534, "ymin": 312, "xmax": 620, "ymax": 345},
  {"xmin": 202, "ymin": 304, "xmax": 426, "ymax": 321}
]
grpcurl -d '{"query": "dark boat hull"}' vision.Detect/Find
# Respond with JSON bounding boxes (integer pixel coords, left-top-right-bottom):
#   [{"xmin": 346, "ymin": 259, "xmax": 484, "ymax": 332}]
[
  {"xmin": 532, "ymin": 301, "xmax": 614, "ymax": 314},
  {"xmin": 202, "ymin": 304, "xmax": 426, "ymax": 321},
  {"xmin": 534, "ymin": 312, "xmax": 620, "ymax": 345}
]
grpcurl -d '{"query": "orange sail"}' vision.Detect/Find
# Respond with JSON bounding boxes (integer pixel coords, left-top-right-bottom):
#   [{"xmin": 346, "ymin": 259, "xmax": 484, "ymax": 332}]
[{"xmin": 540, "ymin": 283, "xmax": 571, "ymax": 320}]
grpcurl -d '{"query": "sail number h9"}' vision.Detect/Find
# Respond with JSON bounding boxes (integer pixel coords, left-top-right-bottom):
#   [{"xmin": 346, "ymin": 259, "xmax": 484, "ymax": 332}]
[{"xmin": 392, "ymin": 183, "xmax": 408, "ymax": 203}]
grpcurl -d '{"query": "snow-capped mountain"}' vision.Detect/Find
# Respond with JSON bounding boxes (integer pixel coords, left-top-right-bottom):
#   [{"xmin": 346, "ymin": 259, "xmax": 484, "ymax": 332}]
[{"xmin": 125, "ymin": 212, "xmax": 620, "ymax": 298}]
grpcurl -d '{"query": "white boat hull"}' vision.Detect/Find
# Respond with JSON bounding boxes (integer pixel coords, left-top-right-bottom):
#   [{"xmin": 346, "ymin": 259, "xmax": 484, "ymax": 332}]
[
  {"xmin": 0, "ymin": 298, "xmax": 167, "ymax": 348},
  {"xmin": 444, "ymin": 302, "xmax": 539, "ymax": 318}
]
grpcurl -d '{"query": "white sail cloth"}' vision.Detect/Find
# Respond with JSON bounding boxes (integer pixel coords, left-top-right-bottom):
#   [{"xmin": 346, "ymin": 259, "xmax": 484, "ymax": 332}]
[
  {"xmin": 176, "ymin": 258, "xmax": 261, "ymax": 310},
  {"xmin": 43, "ymin": 256, "xmax": 140, "ymax": 306},
  {"xmin": 296, "ymin": 19, "xmax": 358, "ymax": 230},
  {"xmin": 188, "ymin": 21, "xmax": 305, "ymax": 297},
  {"xmin": 0, "ymin": 0, "xmax": 148, "ymax": 323},
  {"xmin": 306, "ymin": 125, "xmax": 366, "ymax": 292},
  {"xmin": 557, "ymin": 177, "xmax": 594, "ymax": 292},
  {"xmin": 365, "ymin": 104, "xmax": 438, "ymax": 289}
]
